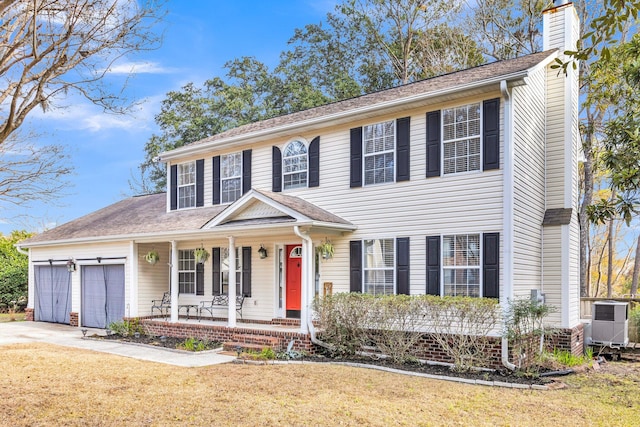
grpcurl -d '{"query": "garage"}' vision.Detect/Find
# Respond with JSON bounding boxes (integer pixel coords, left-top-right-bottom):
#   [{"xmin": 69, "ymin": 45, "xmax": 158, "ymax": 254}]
[
  {"xmin": 34, "ymin": 265, "xmax": 72, "ymax": 324},
  {"xmin": 81, "ymin": 265, "xmax": 125, "ymax": 329}
]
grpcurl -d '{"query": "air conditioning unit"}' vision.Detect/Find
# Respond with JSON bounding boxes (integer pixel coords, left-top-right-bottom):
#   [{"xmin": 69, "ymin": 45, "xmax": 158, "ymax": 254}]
[{"xmin": 589, "ymin": 301, "xmax": 629, "ymax": 348}]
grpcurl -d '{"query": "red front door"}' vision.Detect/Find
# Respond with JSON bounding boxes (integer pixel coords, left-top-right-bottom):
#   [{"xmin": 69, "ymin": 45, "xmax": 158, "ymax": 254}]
[{"xmin": 286, "ymin": 245, "xmax": 302, "ymax": 318}]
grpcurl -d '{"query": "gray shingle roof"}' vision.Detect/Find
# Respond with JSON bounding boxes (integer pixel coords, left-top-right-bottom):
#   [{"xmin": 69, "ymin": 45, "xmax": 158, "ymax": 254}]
[
  {"xmin": 22, "ymin": 193, "xmax": 227, "ymax": 244},
  {"xmin": 21, "ymin": 190, "xmax": 353, "ymax": 245},
  {"xmin": 184, "ymin": 50, "xmax": 557, "ymax": 148}
]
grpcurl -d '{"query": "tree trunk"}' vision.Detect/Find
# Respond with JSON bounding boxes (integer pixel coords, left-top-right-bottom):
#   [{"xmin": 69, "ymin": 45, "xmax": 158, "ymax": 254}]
[
  {"xmin": 607, "ymin": 217, "xmax": 614, "ymax": 298},
  {"xmin": 631, "ymin": 235, "xmax": 640, "ymax": 297},
  {"xmin": 579, "ymin": 134, "xmax": 594, "ymax": 297}
]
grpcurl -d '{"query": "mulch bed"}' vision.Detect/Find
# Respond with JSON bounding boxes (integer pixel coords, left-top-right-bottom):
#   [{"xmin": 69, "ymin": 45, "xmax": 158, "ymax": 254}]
[
  {"xmin": 303, "ymin": 352, "xmax": 558, "ymax": 386},
  {"xmin": 94, "ymin": 333, "xmax": 220, "ymax": 351},
  {"xmin": 92, "ymin": 333, "xmax": 572, "ymax": 386}
]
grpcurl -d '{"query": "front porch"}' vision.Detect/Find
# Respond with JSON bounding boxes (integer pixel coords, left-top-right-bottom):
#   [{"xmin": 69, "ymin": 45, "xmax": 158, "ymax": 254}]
[{"xmin": 136, "ymin": 315, "xmax": 315, "ymax": 354}]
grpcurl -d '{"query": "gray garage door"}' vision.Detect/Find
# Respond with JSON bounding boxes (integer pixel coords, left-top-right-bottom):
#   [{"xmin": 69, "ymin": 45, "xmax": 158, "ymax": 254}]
[
  {"xmin": 34, "ymin": 265, "xmax": 72, "ymax": 324},
  {"xmin": 81, "ymin": 265, "xmax": 125, "ymax": 329}
]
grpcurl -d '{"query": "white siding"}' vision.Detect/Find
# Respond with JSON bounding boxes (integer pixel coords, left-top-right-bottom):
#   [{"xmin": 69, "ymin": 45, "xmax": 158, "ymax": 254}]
[{"xmin": 511, "ymin": 67, "xmax": 546, "ymax": 298}]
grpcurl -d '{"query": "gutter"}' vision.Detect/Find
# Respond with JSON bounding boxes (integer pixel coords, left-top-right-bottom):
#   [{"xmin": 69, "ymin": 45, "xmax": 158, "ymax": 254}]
[
  {"xmin": 15, "ymin": 244, "xmax": 29, "ymax": 256},
  {"xmin": 500, "ymin": 79, "xmax": 517, "ymax": 371}
]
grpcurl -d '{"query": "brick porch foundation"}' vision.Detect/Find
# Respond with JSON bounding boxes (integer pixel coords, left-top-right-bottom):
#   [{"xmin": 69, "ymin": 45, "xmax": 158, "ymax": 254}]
[
  {"xmin": 25, "ymin": 307, "xmax": 34, "ymax": 321},
  {"xmin": 136, "ymin": 318, "xmax": 314, "ymax": 354},
  {"xmin": 69, "ymin": 312, "xmax": 78, "ymax": 327}
]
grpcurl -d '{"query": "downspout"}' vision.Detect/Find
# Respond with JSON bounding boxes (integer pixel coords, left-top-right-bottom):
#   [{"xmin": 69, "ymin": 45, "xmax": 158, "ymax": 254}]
[
  {"xmin": 293, "ymin": 225, "xmax": 332, "ymax": 349},
  {"xmin": 501, "ymin": 80, "xmax": 517, "ymax": 371},
  {"xmin": 15, "ymin": 244, "xmax": 29, "ymax": 256}
]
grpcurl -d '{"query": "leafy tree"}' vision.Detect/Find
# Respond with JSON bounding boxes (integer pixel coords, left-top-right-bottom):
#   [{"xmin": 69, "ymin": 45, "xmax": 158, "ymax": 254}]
[
  {"xmin": 468, "ymin": 0, "xmax": 550, "ymax": 61},
  {"xmin": 0, "ymin": 230, "xmax": 32, "ymax": 309}
]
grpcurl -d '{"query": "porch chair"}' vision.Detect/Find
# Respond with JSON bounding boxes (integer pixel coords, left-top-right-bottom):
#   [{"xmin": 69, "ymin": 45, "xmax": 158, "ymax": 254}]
[{"xmin": 151, "ymin": 292, "xmax": 171, "ymax": 318}]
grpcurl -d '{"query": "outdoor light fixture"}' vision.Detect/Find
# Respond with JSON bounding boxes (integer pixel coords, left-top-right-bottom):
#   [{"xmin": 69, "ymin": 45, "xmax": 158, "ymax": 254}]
[
  {"xmin": 66, "ymin": 259, "xmax": 76, "ymax": 272},
  {"xmin": 258, "ymin": 244, "xmax": 268, "ymax": 259}
]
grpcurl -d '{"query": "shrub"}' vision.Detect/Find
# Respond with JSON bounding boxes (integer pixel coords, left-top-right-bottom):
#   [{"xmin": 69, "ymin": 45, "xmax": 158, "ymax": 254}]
[
  {"xmin": 420, "ymin": 296, "xmax": 500, "ymax": 371},
  {"xmin": 503, "ymin": 298, "xmax": 556, "ymax": 374},
  {"xmin": 366, "ymin": 295, "xmax": 424, "ymax": 363},
  {"xmin": 313, "ymin": 293, "xmax": 375, "ymax": 357},
  {"xmin": 108, "ymin": 319, "xmax": 144, "ymax": 336},
  {"xmin": 630, "ymin": 306, "xmax": 640, "ymax": 343}
]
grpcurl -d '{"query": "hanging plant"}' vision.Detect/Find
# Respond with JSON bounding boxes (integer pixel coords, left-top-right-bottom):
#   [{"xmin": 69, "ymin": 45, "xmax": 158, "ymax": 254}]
[
  {"xmin": 316, "ymin": 238, "xmax": 334, "ymax": 260},
  {"xmin": 144, "ymin": 250, "xmax": 160, "ymax": 265},
  {"xmin": 194, "ymin": 247, "xmax": 210, "ymax": 264}
]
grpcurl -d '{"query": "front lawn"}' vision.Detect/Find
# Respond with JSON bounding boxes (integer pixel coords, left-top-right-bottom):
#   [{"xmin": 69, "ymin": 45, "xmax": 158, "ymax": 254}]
[{"xmin": 0, "ymin": 343, "xmax": 638, "ymax": 426}]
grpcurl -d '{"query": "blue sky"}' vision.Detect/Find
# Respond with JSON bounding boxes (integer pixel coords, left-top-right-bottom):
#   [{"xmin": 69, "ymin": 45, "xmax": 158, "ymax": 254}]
[{"xmin": 1, "ymin": 0, "xmax": 335, "ymax": 235}]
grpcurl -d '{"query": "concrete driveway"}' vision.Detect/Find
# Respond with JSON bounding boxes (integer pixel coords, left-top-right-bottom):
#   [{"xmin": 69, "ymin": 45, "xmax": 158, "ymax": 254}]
[{"xmin": 0, "ymin": 321, "xmax": 236, "ymax": 367}]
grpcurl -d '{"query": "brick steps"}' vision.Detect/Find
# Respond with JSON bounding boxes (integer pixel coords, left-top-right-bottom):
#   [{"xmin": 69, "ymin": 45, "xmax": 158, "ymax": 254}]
[{"xmin": 223, "ymin": 333, "xmax": 280, "ymax": 353}]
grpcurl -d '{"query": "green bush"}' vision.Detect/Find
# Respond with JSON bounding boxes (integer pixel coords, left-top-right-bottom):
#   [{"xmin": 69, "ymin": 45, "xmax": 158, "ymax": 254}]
[
  {"xmin": 0, "ymin": 231, "xmax": 31, "ymax": 309},
  {"xmin": 630, "ymin": 306, "xmax": 640, "ymax": 342},
  {"xmin": 108, "ymin": 319, "xmax": 144, "ymax": 336}
]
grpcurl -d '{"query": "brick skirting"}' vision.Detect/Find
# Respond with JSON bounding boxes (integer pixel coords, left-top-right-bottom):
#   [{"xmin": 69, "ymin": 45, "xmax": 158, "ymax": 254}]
[
  {"xmin": 546, "ymin": 323, "xmax": 584, "ymax": 356},
  {"xmin": 136, "ymin": 318, "xmax": 314, "ymax": 354},
  {"xmin": 69, "ymin": 312, "xmax": 78, "ymax": 327},
  {"xmin": 25, "ymin": 308, "xmax": 34, "ymax": 321}
]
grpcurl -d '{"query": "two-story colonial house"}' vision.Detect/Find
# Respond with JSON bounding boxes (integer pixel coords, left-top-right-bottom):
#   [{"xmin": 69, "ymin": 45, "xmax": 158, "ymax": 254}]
[{"xmin": 19, "ymin": 2, "xmax": 582, "ymax": 363}]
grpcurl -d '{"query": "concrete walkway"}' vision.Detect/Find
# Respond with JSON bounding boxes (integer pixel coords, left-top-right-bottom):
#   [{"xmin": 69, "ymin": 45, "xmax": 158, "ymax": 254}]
[{"xmin": 0, "ymin": 321, "xmax": 236, "ymax": 367}]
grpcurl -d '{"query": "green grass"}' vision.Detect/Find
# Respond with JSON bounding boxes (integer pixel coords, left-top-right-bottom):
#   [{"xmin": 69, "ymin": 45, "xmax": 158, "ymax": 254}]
[{"xmin": 0, "ymin": 312, "xmax": 25, "ymax": 322}]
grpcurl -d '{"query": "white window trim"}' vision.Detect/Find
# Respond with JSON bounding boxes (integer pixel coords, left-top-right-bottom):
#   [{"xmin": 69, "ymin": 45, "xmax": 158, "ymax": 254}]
[
  {"xmin": 363, "ymin": 120, "xmax": 396, "ymax": 186},
  {"xmin": 282, "ymin": 140, "xmax": 308, "ymax": 190},
  {"xmin": 441, "ymin": 234, "xmax": 482, "ymax": 297},
  {"xmin": 177, "ymin": 161, "xmax": 196, "ymax": 209},
  {"xmin": 220, "ymin": 152, "xmax": 243, "ymax": 204},
  {"xmin": 362, "ymin": 238, "xmax": 396, "ymax": 296},
  {"xmin": 178, "ymin": 249, "xmax": 196, "ymax": 295},
  {"xmin": 441, "ymin": 102, "xmax": 483, "ymax": 176}
]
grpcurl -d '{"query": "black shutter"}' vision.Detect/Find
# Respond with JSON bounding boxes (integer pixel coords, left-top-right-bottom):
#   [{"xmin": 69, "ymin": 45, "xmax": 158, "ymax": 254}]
[
  {"xmin": 483, "ymin": 98, "xmax": 500, "ymax": 171},
  {"xmin": 309, "ymin": 136, "xmax": 320, "ymax": 187},
  {"xmin": 396, "ymin": 237, "xmax": 410, "ymax": 295},
  {"xmin": 170, "ymin": 164, "xmax": 178, "ymax": 210},
  {"xmin": 242, "ymin": 246, "xmax": 251, "ymax": 297},
  {"xmin": 349, "ymin": 240, "xmax": 362, "ymax": 292},
  {"xmin": 196, "ymin": 262, "xmax": 204, "ymax": 296},
  {"xmin": 212, "ymin": 247, "xmax": 221, "ymax": 295},
  {"xmin": 212, "ymin": 156, "xmax": 221, "ymax": 205},
  {"xmin": 426, "ymin": 236, "xmax": 441, "ymax": 295},
  {"xmin": 350, "ymin": 127, "xmax": 363, "ymax": 188},
  {"xmin": 426, "ymin": 111, "xmax": 441, "ymax": 178},
  {"xmin": 196, "ymin": 159, "xmax": 204, "ymax": 207},
  {"xmin": 242, "ymin": 149, "xmax": 252, "ymax": 194},
  {"xmin": 272, "ymin": 146, "xmax": 282, "ymax": 192},
  {"xmin": 483, "ymin": 233, "xmax": 500, "ymax": 298},
  {"xmin": 396, "ymin": 117, "xmax": 410, "ymax": 182}
]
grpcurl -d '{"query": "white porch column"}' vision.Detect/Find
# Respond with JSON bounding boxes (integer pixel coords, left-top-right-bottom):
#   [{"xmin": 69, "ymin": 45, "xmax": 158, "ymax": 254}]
[
  {"xmin": 294, "ymin": 226, "xmax": 312, "ymax": 334},
  {"xmin": 227, "ymin": 236, "xmax": 237, "ymax": 328},
  {"xmin": 128, "ymin": 241, "xmax": 139, "ymax": 317},
  {"xmin": 170, "ymin": 240, "xmax": 179, "ymax": 323}
]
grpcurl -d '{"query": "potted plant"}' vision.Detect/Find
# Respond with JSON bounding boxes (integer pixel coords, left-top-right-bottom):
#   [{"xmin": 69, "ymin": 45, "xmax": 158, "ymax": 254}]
[
  {"xmin": 194, "ymin": 247, "xmax": 210, "ymax": 264},
  {"xmin": 144, "ymin": 250, "xmax": 160, "ymax": 265},
  {"xmin": 316, "ymin": 238, "xmax": 334, "ymax": 260}
]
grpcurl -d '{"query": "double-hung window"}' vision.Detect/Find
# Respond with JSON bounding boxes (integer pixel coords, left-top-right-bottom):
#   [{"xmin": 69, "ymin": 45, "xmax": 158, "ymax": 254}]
[
  {"xmin": 178, "ymin": 249, "xmax": 196, "ymax": 294},
  {"xmin": 442, "ymin": 234, "xmax": 480, "ymax": 297},
  {"xmin": 363, "ymin": 238, "xmax": 395, "ymax": 295},
  {"xmin": 442, "ymin": 103, "xmax": 481, "ymax": 174},
  {"xmin": 283, "ymin": 140, "xmax": 308, "ymax": 190},
  {"xmin": 221, "ymin": 247, "xmax": 242, "ymax": 295},
  {"xmin": 177, "ymin": 162, "xmax": 196, "ymax": 208},
  {"xmin": 220, "ymin": 153, "xmax": 242, "ymax": 204},
  {"xmin": 364, "ymin": 120, "xmax": 395, "ymax": 185}
]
